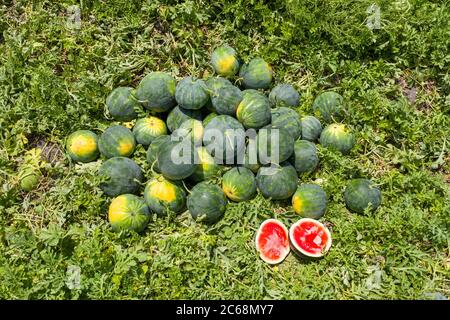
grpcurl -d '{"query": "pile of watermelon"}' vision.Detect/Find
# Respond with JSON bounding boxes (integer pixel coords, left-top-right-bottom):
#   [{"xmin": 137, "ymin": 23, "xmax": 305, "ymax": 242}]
[{"xmin": 66, "ymin": 45, "xmax": 381, "ymax": 264}]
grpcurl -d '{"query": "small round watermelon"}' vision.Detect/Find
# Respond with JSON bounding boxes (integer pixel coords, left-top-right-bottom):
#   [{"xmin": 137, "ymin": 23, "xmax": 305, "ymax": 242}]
[
  {"xmin": 239, "ymin": 58, "xmax": 273, "ymax": 89},
  {"xmin": 203, "ymin": 115, "xmax": 246, "ymax": 164},
  {"xmin": 320, "ymin": 123, "xmax": 355, "ymax": 154},
  {"xmin": 301, "ymin": 115, "xmax": 322, "ymax": 142},
  {"xmin": 146, "ymin": 135, "xmax": 171, "ymax": 172},
  {"xmin": 211, "ymin": 85, "xmax": 243, "ymax": 116},
  {"xmin": 256, "ymin": 162, "xmax": 298, "ymax": 200},
  {"xmin": 290, "ymin": 140, "xmax": 319, "ymax": 174},
  {"xmin": 211, "ymin": 45, "xmax": 240, "ymax": 78},
  {"xmin": 270, "ymin": 107, "xmax": 302, "ymax": 141},
  {"xmin": 143, "ymin": 176, "xmax": 186, "ymax": 216},
  {"xmin": 222, "ymin": 167, "xmax": 257, "ymax": 202},
  {"xmin": 344, "ymin": 179, "xmax": 381, "ymax": 214},
  {"xmin": 135, "ymin": 72, "xmax": 177, "ymax": 112},
  {"xmin": 289, "ymin": 218, "xmax": 332, "ymax": 258},
  {"xmin": 99, "ymin": 157, "xmax": 144, "ymax": 197},
  {"xmin": 255, "ymin": 219, "xmax": 290, "ymax": 264},
  {"xmin": 175, "ymin": 76, "xmax": 209, "ymax": 110},
  {"xmin": 157, "ymin": 140, "xmax": 196, "ymax": 180},
  {"xmin": 19, "ymin": 169, "xmax": 41, "ymax": 192},
  {"xmin": 166, "ymin": 106, "xmax": 203, "ymax": 133},
  {"xmin": 133, "ymin": 116, "xmax": 167, "ymax": 147},
  {"xmin": 187, "ymin": 182, "xmax": 227, "ymax": 224},
  {"xmin": 312, "ymin": 91, "xmax": 345, "ymax": 123},
  {"xmin": 292, "ymin": 184, "xmax": 327, "ymax": 219},
  {"xmin": 98, "ymin": 125, "xmax": 136, "ymax": 159},
  {"xmin": 269, "ymin": 84, "xmax": 300, "ymax": 107},
  {"xmin": 106, "ymin": 87, "xmax": 140, "ymax": 122},
  {"xmin": 257, "ymin": 126, "xmax": 294, "ymax": 165},
  {"xmin": 190, "ymin": 147, "xmax": 222, "ymax": 182},
  {"xmin": 236, "ymin": 90, "xmax": 271, "ymax": 129},
  {"xmin": 108, "ymin": 194, "xmax": 150, "ymax": 233},
  {"xmin": 66, "ymin": 130, "xmax": 99, "ymax": 163}
]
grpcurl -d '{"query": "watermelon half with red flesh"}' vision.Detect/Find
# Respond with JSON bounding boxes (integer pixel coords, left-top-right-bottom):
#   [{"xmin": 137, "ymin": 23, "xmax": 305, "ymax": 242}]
[
  {"xmin": 289, "ymin": 218, "xmax": 332, "ymax": 258},
  {"xmin": 255, "ymin": 219, "xmax": 290, "ymax": 264}
]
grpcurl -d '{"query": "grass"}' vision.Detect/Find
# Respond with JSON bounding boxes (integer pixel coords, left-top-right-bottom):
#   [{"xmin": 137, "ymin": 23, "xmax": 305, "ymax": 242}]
[{"xmin": 0, "ymin": 0, "xmax": 449, "ymax": 299}]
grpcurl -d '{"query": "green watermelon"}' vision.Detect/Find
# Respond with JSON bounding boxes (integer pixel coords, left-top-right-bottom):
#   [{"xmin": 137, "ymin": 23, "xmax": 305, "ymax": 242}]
[
  {"xmin": 320, "ymin": 123, "xmax": 355, "ymax": 154},
  {"xmin": 202, "ymin": 112, "xmax": 218, "ymax": 127},
  {"xmin": 256, "ymin": 162, "xmax": 298, "ymax": 200},
  {"xmin": 66, "ymin": 130, "xmax": 99, "ymax": 163},
  {"xmin": 236, "ymin": 90, "xmax": 271, "ymax": 129},
  {"xmin": 133, "ymin": 116, "xmax": 167, "ymax": 147},
  {"xmin": 312, "ymin": 91, "xmax": 345, "ymax": 122},
  {"xmin": 301, "ymin": 115, "xmax": 322, "ymax": 142},
  {"xmin": 290, "ymin": 140, "xmax": 319, "ymax": 174},
  {"xmin": 257, "ymin": 126, "xmax": 294, "ymax": 165},
  {"xmin": 211, "ymin": 45, "xmax": 240, "ymax": 78},
  {"xmin": 175, "ymin": 76, "xmax": 209, "ymax": 110},
  {"xmin": 239, "ymin": 58, "xmax": 273, "ymax": 89},
  {"xmin": 106, "ymin": 87, "xmax": 140, "ymax": 122},
  {"xmin": 166, "ymin": 106, "xmax": 203, "ymax": 133},
  {"xmin": 203, "ymin": 115, "xmax": 246, "ymax": 164},
  {"xmin": 171, "ymin": 119, "xmax": 204, "ymax": 146},
  {"xmin": 187, "ymin": 182, "xmax": 227, "ymax": 224},
  {"xmin": 146, "ymin": 135, "xmax": 171, "ymax": 172},
  {"xmin": 157, "ymin": 140, "xmax": 196, "ymax": 180},
  {"xmin": 270, "ymin": 107, "xmax": 302, "ymax": 140},
  {"xmin": 344, "ymin": 179, "xmax": 381, "ymax": 214},
  {"xmin": 211, "ymin": 85, "xmax": 243, "ymax": 116},
  {"xmin": 269, "ymin": 84, "xmax": 300, "ymax": 107},
  {"xmin": 19, "ymin": 169, "xmax": 41, "ymax": 192},
  {"xmin": 99, "ymin": 157, "xmax": 144, "ymax": 197},
  {"xmin": 222, "ymin": 167, "xmax": 257, "ymax": 202},
  {"xmin": 143, "ymin": 176, "xmax": 186, "ymax": 215},
  {"xmin": 98, "ymin": 125, "xmax": 136, "ymax": 159},
  {"xmin": 135, "ymin": 72, "xmax": 177, "ymax": 112},
  {"xmin": 292, "ymin": 184, "xmax": 327, "ymax": 219},
  {"xmin": 108, "ymin": 194, "xmax": 150, "ymax": 233},
  {"xmin": 190, "ymin": 147, "xmax": 222, "ymax": 182}
]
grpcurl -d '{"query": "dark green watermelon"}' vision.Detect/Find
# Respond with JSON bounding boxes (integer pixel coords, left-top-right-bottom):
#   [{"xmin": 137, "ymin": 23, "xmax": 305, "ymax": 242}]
[
  {"xmin": 270, "ymin": 107, "xmax": 302, "ymax": 140},
  {"xmin": 211, "ymin": 85, "xmax": 243, "ymax": 116},
  {"xmin": 257, "ymin": 126, "xmax": 294, "ymax": 165},
  {"xmin": 99, "ymin": 157, "xmax": 144, "ymax": 197},
  {"xmin": 203, "ymin": 115, "xmax": 246, "ymax": 164},
  {"xmin": 135, "ymin": 72, "xmax": 177, "ymax": 112},
  {"xmin": 239, "ymin": 58, "xmax": 273, "ymax": 89},
  {"xmin": 202, "ymin": 112, "xmax": 218, "ymax": 127},
  {"xmin": 106, "ymin": 87, "xmax": 140, "ymax": 122},
  {"xmin": 269, "ymin": 84, "xmax": 300, "ymax": 107},
  {"xmin": 157, "ymin": 140, "xmax": 196, "ymax": 180},
  {"xmin": 222, "ymin": 167, "xmax": 257, "ymax": 202},
  {"xmin": 289, "ymin": 140, "xmax": 319, "ymax": 174},
  {"xmin": 175, "ymin": 76, "xmax": 209, "ymax": 110},
  {"xmin": 256, "ymin": 162, "xmax": 298, "ymax": 200},
  {"xmin": 301, "ymin": 115, "xmax": 322, "ymax": 142},
  {"xmin": 344, "ymin": 179, "xmax": 381, "ymax": 214},
  {"xmin": 98, "ymin": 125, "xmax": 136, "ymax": 159},
  {"xmin": 312, "ymin": 91, "xmax": 345, "ymax": 122},
  {"xmin": 292, "ymin": 184, "xmax": 327, "ymax": 219},
  {"xmin": 236, "ymin": 90, "xmax": 271, "ymax": 129},
  {"xmin": 187, "ymin": 182, "xmax": 227, "ymax": 224}
]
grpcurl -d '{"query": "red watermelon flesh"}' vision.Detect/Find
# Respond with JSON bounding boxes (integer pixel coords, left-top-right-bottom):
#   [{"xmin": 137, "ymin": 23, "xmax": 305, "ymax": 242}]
[
  {"xmin": 255, "ymin": 219, "xmax": 290, "ymax": 264},
  {"xmin": 289, "ymin": 218, "xmax": 332, "ymax": 258}
]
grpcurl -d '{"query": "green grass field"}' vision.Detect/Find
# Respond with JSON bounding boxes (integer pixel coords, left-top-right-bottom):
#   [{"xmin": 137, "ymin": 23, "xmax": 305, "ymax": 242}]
[{"xmin": 0, "ymin": 0, "xmax": 449, "ymax": 299}]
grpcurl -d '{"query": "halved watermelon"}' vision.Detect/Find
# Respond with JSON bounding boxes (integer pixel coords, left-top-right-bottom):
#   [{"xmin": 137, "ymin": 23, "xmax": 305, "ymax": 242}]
[
  {"xmin": 255, "ymin": 219, "xmax": 290, "ymax": 265},
  {"xmin": 289, "ymin": 218, "xmax": 332, "ymax": 258}
]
